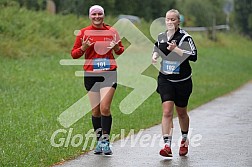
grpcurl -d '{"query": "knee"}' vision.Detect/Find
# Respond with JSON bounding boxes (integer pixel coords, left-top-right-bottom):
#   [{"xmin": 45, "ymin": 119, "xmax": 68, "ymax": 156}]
[
  {"xmin": 100, "ymin": 105, "xmax": 111, "ymax": 116},
  {"xmin": 163, "ymin": 109, "xmax": 173, "ymax": 118},
  {"xmin": 92, "ymin": 107, "xmax": 101, "ymax": 117},
  {"xmin": 177, "ymin": 111, "xmax": 188, "ymax": 119}
]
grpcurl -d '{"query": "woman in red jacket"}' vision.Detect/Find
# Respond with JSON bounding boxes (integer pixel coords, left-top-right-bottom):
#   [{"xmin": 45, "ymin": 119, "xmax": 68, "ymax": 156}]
[{"xmin": 71, "ymin": 5, "xmax": 124, "ymax": 155}]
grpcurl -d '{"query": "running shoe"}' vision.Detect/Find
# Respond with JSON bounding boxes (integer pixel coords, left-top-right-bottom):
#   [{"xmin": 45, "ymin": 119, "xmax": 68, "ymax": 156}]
[
  {"xmin": 102, "ymin": 141, "xmax": 113, "ymax": 155},
  {"xmin": 179, "ymin": 140, "xmax": 189, "ymax": 156},
  {"xmin": 94, "ymin": 141, "xmax": 103, "ymax": 154},
  {"xmin": 159, "ymin": 144, "xmax": 172, "ymax": 157}
]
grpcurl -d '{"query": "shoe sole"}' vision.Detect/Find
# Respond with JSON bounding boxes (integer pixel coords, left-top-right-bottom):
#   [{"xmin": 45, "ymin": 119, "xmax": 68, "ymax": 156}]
[
  {"xmin": 103, "ymin": 150, "xmax": 113, "ymax": 155},
  {"xmin": 159, "ymin": 150, "xmax": 172, "ymax": 157},
  {"xmin": 179, "ymin": 151, "xmax": 188, "ymax": 156},
  {"xmin": 94, "ymin": 151, "xmax": 103, "ymax": 154},
  {"xmin": 94, "ymin": 151, "xmax": 112, "ymax": 155}
]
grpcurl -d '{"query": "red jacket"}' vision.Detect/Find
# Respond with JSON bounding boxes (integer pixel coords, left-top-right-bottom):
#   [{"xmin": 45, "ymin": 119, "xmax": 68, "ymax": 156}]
[{"xmin": 71, "ymin": 23, "xmax": 124, "ymax": 71}]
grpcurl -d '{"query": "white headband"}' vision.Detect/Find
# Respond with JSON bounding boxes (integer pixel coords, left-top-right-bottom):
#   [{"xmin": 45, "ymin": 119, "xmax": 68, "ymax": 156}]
[{"xmin": 89, "ymin": 5, "xmax": 104, "ymax": 17}]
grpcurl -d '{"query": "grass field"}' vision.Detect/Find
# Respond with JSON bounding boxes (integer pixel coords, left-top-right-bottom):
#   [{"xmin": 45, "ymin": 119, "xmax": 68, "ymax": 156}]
[{"xmin": 1, "ymin": 7, "xmax": 252, "ymax": 167}]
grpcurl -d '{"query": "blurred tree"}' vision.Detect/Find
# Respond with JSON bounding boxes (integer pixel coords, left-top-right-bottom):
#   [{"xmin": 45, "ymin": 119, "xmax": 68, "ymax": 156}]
[
  {"xmin": 234, "ymin": 0, "xmax": 252, "ymax": 38},
  {"xmin": 115, "ymin": 0, "xmax": 138, "ymax": 15},
  {"xmin": 13, "ymin": 0, "xmax": 46, "ymax": 10},
  {"xmin": 177, "ymin": 0, "xmax": 227, "ymax": 40},
  {"xmin": 3, "ymin": 0, "xmax": 177, "ymax": 21},
  {"xmin": 114, "ymin": 0, "xmax": 176, "ymax": 21},
  {"xmin": 0, "ymin": 0, "xmax": 19, "ymax": 6},
  {"xmin": 177, "ymin": 0, "xmax": 226, "ymax": 27}
]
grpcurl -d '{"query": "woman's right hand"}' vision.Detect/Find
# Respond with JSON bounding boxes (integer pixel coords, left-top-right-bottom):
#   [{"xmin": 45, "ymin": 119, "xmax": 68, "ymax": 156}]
[
  {"xmin": 152, "ymin": 52, "xmax": 159, "ymax": 64},
  {"xmin": 81, "ymin": 36, "xmax": 93, "ymax": 51}
]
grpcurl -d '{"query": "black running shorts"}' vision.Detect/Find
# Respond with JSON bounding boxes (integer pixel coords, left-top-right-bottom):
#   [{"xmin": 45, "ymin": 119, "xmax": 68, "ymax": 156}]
[
  {"xmin": 84, "ymin": 70, "xmax": 117, "ymax": 92},
  {"xmin": 157, "ymin": 75, "xmax": 192, "ymax": 107}
]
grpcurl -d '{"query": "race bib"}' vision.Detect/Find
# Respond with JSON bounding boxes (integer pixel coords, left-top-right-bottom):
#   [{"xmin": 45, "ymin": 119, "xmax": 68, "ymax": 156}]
[
  {"xmin": 162, "ymin": 60, "xmax": 180, "ymax": 74},
  {"xmin": 93, "ymin": 58, "xmax": 110, "ymax": 71}
]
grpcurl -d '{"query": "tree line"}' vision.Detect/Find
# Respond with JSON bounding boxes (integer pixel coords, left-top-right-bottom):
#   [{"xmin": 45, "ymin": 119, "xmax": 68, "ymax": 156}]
[{"xmin": 1, "ymin": 0, "xmax": 252, "ymax": 38}]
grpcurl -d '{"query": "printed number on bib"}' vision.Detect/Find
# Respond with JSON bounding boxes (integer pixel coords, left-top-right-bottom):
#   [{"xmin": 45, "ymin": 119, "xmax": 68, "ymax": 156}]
[
  {"xmin": 93, "ymin": 58, "xmax": 110, "ymax": 71},
  {"xmin": 163, "ymin": 60, "xmax": 180, "ymax": 74}
]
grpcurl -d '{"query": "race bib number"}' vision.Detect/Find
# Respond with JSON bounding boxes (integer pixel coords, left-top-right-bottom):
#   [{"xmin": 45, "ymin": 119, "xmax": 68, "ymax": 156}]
[
  {"xmin": 93, "ymin": 58, "xmax": 110, "ymax": 71},
  {"xmin": 162, "ymin": 60, "xmax": 180, "ymax": 74}
]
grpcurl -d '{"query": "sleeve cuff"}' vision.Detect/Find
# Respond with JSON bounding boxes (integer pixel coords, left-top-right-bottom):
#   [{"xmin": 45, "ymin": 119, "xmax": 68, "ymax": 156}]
[{"xmin": 115, "ymin": 47, "xmax": 124, "ymax": 55}]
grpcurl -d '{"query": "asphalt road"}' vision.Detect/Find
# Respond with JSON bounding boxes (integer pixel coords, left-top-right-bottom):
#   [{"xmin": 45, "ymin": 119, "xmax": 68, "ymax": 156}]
[{"xmin": 54, "ymin": 81, "xmax": 252, "ymax": 167}]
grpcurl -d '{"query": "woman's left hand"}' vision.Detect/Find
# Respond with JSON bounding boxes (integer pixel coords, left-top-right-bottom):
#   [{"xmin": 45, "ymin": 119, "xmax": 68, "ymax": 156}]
[
  {"xmin": 167, "ymin": 41, "xmax": 177, "ymax": 51},
  {"xmin": 108, "ymin": 40, "xmax": 120, "ymax": 52}
]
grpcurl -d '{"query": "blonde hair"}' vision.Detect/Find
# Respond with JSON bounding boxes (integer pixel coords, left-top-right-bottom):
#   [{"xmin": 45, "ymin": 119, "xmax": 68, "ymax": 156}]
[{"xmin": 166, "ymin": 9, "xmax": 180, "ymax": 20}]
